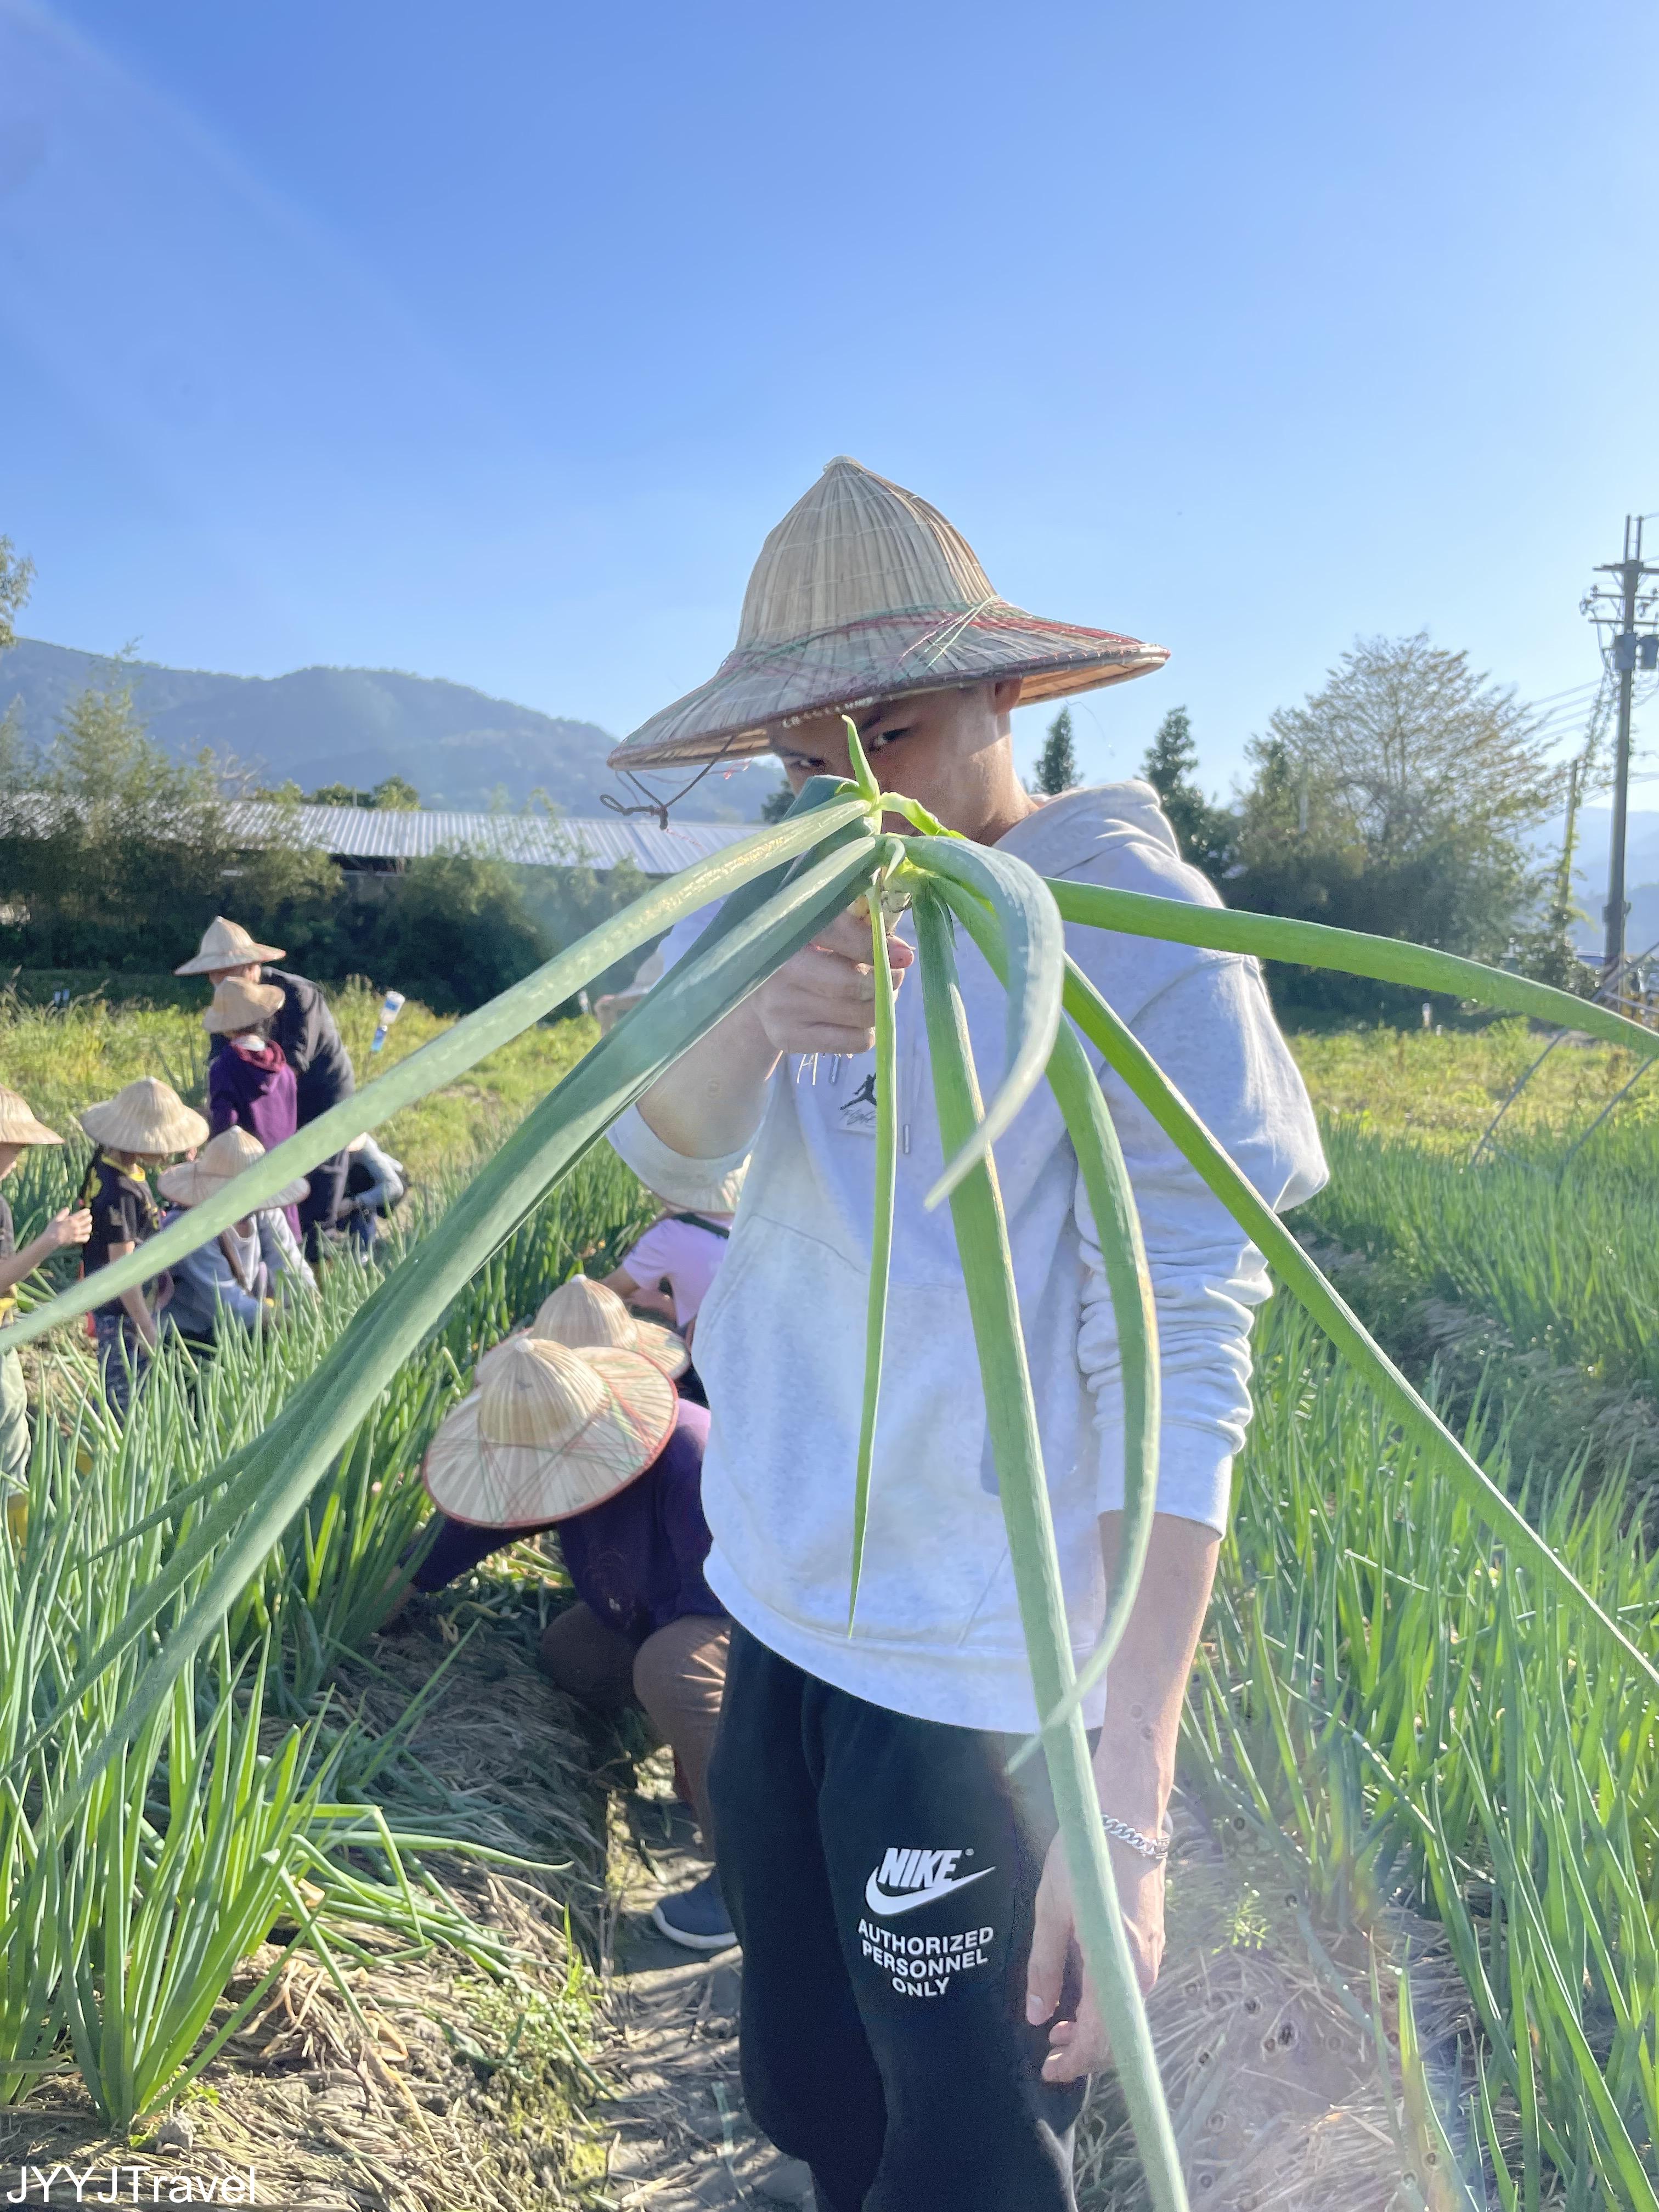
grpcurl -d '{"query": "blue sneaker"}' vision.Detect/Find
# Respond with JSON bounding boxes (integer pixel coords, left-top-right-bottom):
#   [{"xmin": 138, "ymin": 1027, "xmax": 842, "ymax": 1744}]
[{"xmin": 651, "ymin": 1870, "xmax": 736, "ymax": 1953}]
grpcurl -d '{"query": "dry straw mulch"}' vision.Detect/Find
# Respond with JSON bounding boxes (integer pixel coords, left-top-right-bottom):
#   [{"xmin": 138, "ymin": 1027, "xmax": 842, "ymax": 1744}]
[
  {"xmin": 1076, "ymin": 1796, "xmax": 1472, "ymax": 2212},
  {"xmin": 0, "ymin": 1599, "xmax": 617, "ymax": 2211}
]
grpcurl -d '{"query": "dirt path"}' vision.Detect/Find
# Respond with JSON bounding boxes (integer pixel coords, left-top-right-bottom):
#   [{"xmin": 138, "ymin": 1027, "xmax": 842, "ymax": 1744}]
[{"xmin": 592, "ymin": 1758, "xmax": 812, "ymax": 2210}]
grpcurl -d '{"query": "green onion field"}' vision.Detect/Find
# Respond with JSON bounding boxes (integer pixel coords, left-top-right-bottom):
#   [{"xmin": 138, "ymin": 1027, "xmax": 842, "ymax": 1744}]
[{"xmin": 2, "ymin": 989, "xmax": 1657, "ymax": 2208}]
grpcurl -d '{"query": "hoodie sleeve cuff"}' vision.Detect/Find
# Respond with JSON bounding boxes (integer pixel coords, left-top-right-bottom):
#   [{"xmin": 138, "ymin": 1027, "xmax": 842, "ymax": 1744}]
[
  {"xmin": 1096, "ymin": 1420, "xmax": 1233, "ymax": 1537},
  {"xmin": 606, "ymin": 1104, "xmax": 753, "ymax": 1211}
]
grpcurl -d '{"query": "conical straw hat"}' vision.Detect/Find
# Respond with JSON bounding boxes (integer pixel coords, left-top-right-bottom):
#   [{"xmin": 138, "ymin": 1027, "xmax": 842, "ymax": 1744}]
[
  {"xmin": 422, "ymin": 1335, "xmax": 677, "ymax": 1528},
  {"xmin": 156, "ymin": 1125, "xmax": 309, "ymax": 1211},
  {"xmin": 80, "ymin": 1077, "xmax": 210, "ymax": 1156},
  {"xmin": 0, "ymin": 1087, "xmax": 63, "ymax": 1147},
  {"xmin": 174, "ymin": 916, "xmax": 286, "ymax": 976},
  {"xmin": 202, "ymin": 977, "xmax": 285, "ymax": 1034},
  {"xmin": 530, "ymin": 1274, "xmax": 690, "ymax": 1380},
  {"xmin": 608, "ymin": 456, "xmax": 1169, "ymax": 770}
]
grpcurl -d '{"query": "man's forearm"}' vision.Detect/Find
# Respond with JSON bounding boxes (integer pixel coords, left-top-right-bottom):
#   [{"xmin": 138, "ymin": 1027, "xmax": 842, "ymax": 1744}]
[
  {"xmin": 1090, "ymin": 1511, "xmax": 1220, "ymax": 1829},
  {"xmin": 636, "ymin": 998, "xmax": 780, "ymax": 1159}
]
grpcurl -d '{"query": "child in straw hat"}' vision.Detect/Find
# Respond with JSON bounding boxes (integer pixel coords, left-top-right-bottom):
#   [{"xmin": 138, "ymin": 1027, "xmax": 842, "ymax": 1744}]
[
  {"xmin": 156, "ymin": 1127, "xmax": 315, "ymax": 1351},
  {"xmin": 204, "ymin": 976, "xmax": 302, "ymax": 1239},
  {"xmin": 178, "ymin": 918, "xmax": 356, "ymax": 1257},
  {"xmin": 405, "ymin": 1291, "xmax": 733, "ymax": 1951},
  {"xmin": 78, "ymin": 1076, "xmax": 210, "ymax": 1418},
  {"xmin": 603, "ymin": 458, "xmax": 1328, "ymax": 2208},
  {"xmin": 0, "ymin": 1088, "xmax": 92, "ymax": 1530}
]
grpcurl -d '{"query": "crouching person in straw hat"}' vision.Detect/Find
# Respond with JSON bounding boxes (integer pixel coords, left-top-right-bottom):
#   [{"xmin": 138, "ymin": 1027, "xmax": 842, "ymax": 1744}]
[
  {"xmin": 602, "ymin": 458, "xmax": 1328, "ymax": 2209},
  {"xmin": 0, "ymin": 1089, "xmax": 91, "ymax": 1535},
  {"xmin": 203, "ymin": 975, "xmax": 303, "ymax": 1241},
  {"xmin": 177, "ymin": 919, "xmax": 355, "ymax": 1259},
  {"xmin": 408, "ymin": 1278, "xmax": 734, "ymax": 1951},
  {"xmin": 77, "ymin": 1078, "xmax": 210, "ymax": 1419},
  {"xmin": 156, "ymin": 1129, "xmax": 316, "ymax": 1353}
]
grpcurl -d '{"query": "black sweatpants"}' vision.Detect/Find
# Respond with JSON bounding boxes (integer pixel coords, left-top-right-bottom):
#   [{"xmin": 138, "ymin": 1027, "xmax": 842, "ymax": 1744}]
[{"xmin": 708, "ymin": 1624, "xmax": 1086, "ymax": 2212}]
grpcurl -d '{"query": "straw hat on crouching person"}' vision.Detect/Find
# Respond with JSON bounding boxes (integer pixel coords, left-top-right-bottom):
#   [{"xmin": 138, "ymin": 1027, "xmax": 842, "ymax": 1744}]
[
  {"xmin": 606, "ymin": 454, "xmax": 1167, "ymax": 774},
  {"xmin": 423, "ymin": 1335, "xmax": 676, "ymax": 1530},
  {"xmin": 529, "ymin": 1274, "xmax": 689, "ymax": 1380},
  {"xmin": 80, "ymin": 1077, "xmax": 209, "ymax": 1161},
  {"xmin": 202, "ymin": 977, "xmax": 285, "ymax": 1035},
  {"xmin": 0, "ymin": 1088, "xmax": 66, "ymax": 1150},
  {"xmin": 156, "ymin": 1125, "xmax": 309, "ymax": 1213}
]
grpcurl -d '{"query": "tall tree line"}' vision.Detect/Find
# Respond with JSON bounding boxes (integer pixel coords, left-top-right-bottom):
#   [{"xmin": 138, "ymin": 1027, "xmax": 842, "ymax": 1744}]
[{"xmin": 1032, "ymin": 634, "xmax": 1580, "ymax": 1018}]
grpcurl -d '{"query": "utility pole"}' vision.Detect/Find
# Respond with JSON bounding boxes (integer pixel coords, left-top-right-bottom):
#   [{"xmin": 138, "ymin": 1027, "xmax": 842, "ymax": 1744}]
[{"xmin": 1582, "ymin": 515, "xmax": 1659, "ymax": 992}]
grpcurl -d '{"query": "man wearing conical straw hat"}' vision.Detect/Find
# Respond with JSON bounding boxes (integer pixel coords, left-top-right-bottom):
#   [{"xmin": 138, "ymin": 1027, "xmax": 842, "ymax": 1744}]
[
  {"xmin": 0, "ymin": 1089, "xmax": 92, "ymax": 1535},
  {"xmin": 605, "ymin": 459, "xmax": 1328, "ymax": 2208},
  {"xmin": 77, "ymin": 1076, "xmax": 210, "ymax": 1417}
]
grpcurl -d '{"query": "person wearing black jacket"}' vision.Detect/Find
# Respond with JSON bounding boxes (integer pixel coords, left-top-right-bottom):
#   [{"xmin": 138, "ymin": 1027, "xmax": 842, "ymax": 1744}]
[{"xmin": 176, "ymin": 917, "xmax": 356, "ymax": 1255}]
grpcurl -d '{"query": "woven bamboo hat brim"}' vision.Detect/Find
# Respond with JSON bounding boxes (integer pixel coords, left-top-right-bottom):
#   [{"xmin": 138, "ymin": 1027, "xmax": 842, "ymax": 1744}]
[
  {"xmin": 80, "ymin": 1077, "xmax": 210, "ymax": 1156},
  {"xmin": 202, "ymin": 977, "xmax": 285, "ymax": 1034},
  {"xmin": 608, "ymin": 457, "xmax": 1169, "ymax": 771},
  {"xmin": 156, "ymin": 1125, "xmax": 310, "ymax": 1211},
  {"xmin": 175, "ymin": 916, "xmax": 286, "ymax": 977},
  {"xmin": 422, "ymin": 1336, "xmax": 678, "ymax": 1530},
  {"xmin": 0, "ymin": 1087, "xmax": 63, "ymax": 1147},
  {"xmin": 529, "ymin": 1274, "xmax": 690, "ymax": 1381}
]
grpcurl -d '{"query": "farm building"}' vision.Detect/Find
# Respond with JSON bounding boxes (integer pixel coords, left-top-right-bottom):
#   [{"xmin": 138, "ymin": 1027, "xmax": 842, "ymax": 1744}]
[{"xmin": 218, "ymin": 800, "xmax": 754, "ymax": 885}]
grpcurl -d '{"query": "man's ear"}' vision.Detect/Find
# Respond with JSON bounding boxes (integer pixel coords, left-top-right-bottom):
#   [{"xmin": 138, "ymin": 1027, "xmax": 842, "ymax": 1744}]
[{"xmin": 990, "ymin": 676, "xmax": 1023, "ymax": 727}]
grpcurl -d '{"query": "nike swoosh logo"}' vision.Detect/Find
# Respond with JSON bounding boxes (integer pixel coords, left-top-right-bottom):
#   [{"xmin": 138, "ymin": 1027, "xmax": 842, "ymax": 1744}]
[{"xmin": 864, "ymin": 1866, "xmax": 995, "ymax": 1917}]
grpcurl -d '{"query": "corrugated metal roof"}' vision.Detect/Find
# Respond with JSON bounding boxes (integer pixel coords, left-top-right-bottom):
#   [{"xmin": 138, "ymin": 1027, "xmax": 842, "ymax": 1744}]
[{"xmin": 225, "ymin": 802, "xmax": 753, "ymax": 874}]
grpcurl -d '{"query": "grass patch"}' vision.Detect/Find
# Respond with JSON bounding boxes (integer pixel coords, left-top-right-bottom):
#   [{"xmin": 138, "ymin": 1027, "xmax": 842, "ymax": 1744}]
[
  {"xmin": 1293, "ymin": 1018, "xmax": 1659, "ymax": 1150},
  {"xmin": 0, "ymin": 978, "xmax": 596, "ymax": 1185}
]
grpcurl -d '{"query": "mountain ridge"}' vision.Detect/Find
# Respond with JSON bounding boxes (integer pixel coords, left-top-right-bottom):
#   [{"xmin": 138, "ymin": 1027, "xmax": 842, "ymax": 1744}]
[{"xmin": 0, "ymin": 639, "xmax": 770, "ymax": 820}]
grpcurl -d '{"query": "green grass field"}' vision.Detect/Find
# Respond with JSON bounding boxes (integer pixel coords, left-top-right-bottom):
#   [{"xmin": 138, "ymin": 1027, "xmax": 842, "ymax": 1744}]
[
  {"xmin": 0, "ymin": 977, "xmax": 596, "ymax": 1184},
  {"xmin": 1294, "ymin": 1018, "xmax": 1659, "ymax": 1148}
]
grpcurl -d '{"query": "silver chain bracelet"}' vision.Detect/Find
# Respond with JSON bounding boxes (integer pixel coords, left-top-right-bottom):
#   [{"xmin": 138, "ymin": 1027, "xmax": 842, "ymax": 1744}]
[{"xmin": 1101, "ymin": 1813, "xmax": 1171, "ymax": 1864}]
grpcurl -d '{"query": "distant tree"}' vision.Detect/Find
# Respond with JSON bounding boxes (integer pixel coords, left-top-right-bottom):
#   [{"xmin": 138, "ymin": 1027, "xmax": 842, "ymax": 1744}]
[
  {"xmin": 1034, "ymin": 709, "xmax": 1079, "ymax": 795},
  {"xmin": 759, "ymin": 780, "xmax": 796, "ymax": 822},
  {"xmin": 303, "ymin": 776, "xmax": 419, "ymax": 810},
  {"xmin": 1140, "ymin": 707, "xmax": 1234, "ymax": 883},
  {"xmin": 344, "ymin": 850, "xmax": 550, "ymax": 1013},
  {"xmin": 1230, "ymin": 634, "xmax": 1562, "ymax": 1017},
  {"xmin": 519, "ymin": 854, "xmax": 656, "ymax": 1002},
  {"xmin": 0, "ymin": 537, "xmax": 33, "ymax": 658},
  {"xmin": 0, "ymin": 665, "xmax": 336, "ymax": 970}
]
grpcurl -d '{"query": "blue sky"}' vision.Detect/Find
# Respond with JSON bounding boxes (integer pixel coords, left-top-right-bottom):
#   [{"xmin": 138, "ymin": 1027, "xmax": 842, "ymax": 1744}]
[{"xmin": 2, "ymin": 0, "xmax": 1656, "ymax": 815}]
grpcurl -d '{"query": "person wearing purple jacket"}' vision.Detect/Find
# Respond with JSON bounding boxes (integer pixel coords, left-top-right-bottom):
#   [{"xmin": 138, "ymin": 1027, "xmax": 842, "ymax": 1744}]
[
  {"xmin": 203, "ymin": 977, "xmax": 302, "ymax": 1242},
  {"xmin": 405, "ymin": 1284, "xmax": 732, "ymax": 1953}
]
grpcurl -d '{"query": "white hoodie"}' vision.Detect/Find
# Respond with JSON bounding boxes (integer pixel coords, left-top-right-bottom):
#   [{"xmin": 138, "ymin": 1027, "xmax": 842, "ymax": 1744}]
[{"xmin": 607, "ymin": 783, "xmax": 1327, "ymax": 1734}]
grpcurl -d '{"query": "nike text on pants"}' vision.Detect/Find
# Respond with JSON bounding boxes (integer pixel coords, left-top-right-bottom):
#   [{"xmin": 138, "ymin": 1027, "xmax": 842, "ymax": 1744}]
[{"xmin": 708, "ymin": 1626, "xmax": 1087, "ymax": 2212}]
